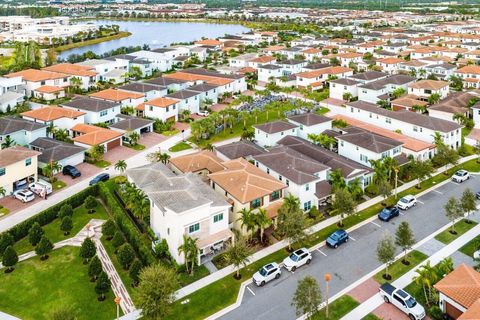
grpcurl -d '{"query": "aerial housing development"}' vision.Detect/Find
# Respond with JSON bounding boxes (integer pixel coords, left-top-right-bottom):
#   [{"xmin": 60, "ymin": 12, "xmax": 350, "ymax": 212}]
[{"xmin": 2, "ymin": 1, "xmax": 480, "ymax": 320}]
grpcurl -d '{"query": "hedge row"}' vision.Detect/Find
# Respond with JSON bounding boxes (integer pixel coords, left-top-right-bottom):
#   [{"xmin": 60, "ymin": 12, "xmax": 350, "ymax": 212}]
[
  {"xmin": 5, "ymin": 185, "xmax": 98, "ymax": 242},
  {"xmin": 97, "ymin": 183, "xmax": 155, "ymax": 266}
]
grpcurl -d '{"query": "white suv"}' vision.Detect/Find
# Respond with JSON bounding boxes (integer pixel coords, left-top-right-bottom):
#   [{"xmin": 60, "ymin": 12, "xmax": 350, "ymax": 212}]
[
  {"xmin": 14, "ymin": 189, "xmax": 35, "ymax": 203},
  {"xmin": 452, "ymin": 170, "xmax": 470, "ymax": 183},
  {"xmin": 397, "ymin": 195, "xmax": 417, "ymax": 210},
  {"xmin": 252, "ymin": 262, "xmax": 281, "ymax": 286},
  {"xmin": 283, "ymin": 248, "xmax": 312, "ymax": 272}
]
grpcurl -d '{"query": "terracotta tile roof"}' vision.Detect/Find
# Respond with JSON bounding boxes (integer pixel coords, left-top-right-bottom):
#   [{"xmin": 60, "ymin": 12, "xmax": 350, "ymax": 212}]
[
  {"xmin": 145, "ymin": 97, "xmax": 178, "ymax": 108},
  {"xmin": 392, "ymin": 95, "xmax": 428, "ymax": 108},
  {"xmin": 164, "ymin": 72, "xmax": 233, "ymax": 86},
  {"xmin": 6, "ymin": 69, "xmax": 67, "ymax": 82},
  {"xmin": 409, "ymin": 79, "xmax": 449, "ymax": 90},
  {"xmin": 239, "ymin": 67, "xmax": 257, "ymax": 74},
  {"xmin": 43, "ymin": 63, "xmax": 97, "ymax": 77},
  {"xmin": 296, "ymin": 66, "xmax": 352, "ymax": 79},
  {"xmin": 195, "ymin": 39, "xmax": 222, "ymax": 46},
  {"xmin": 434, "ymin": 264, "xmax": 480, "ymax": 309},
  {"xmin": 459, "ymin": 299, "xmax": 480, "ymax": 320},
  {"xmin": 136, "ymin": 103, "xmax": 145, "ymax": 111},
  {"xmin": 377, "ymin": 57, "xmax": 404, "ymax": 64},
  {"xmin": 208, "ymin": 158, "xmax": 286, "ymax": 204},
  {"xmin": 264, "ymin": 45, "xmax": 285, "ymax": 52},
  {"xmin": 34, "ymin": 85, "xmax": 64, "ymax": 93},
  {"xmin": 21, "ymin": 106, "xmax": 85, "ymax": 121},
  {"xmin": 71, "ymin": 124, "xmax": 122, "ymax": 146},
  {"xmin": 457, "ymin": 65, "xmax": 480, "ymax": 75},
  {"xmin": 0, "ymin": 145, "xmax": 41, "ymax": 167},
  {"xmin": 338, "ymin": 52, "xmax": 363, "ymax": 59},
  {"xmin": 170, "ymin": 150, "xmax": 226, "ymax": 174},
  {"xmin": 265, "ymin": 199, "xmax": 284, "ymax": 219},
  {"xmin": 90, "ymin": 88, "xmax": 144, "ymax": 102},
  {"xmin": 303, "ymin": 48, "xmax": 322, "ymax": 54},
  {"xmin": 251, "ymin": 55, "xmax": 276, "ymax": 63}
]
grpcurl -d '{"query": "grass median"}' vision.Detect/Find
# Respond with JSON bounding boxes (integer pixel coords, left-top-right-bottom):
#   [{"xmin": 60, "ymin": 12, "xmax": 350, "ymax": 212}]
[
  {"xmin": 434, "ymin": 219, "xmax": 478, "ymax": 244},
  {"xmin": 311, "ymin": 295, "xmax": 359, "ymax": 320},
  {"xmin": 373, "ymin": 250, "xmax": 428, "ymax": 284}
]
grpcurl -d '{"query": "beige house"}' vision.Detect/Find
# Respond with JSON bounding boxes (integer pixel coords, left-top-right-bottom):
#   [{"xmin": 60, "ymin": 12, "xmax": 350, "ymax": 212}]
[
  {"xmin": 0, "ymin": 146, "xmax": 41, "ymax": 197},
  {"xmin": 169, "ymin": 150, "xmax": 225, "ymax": 179}
]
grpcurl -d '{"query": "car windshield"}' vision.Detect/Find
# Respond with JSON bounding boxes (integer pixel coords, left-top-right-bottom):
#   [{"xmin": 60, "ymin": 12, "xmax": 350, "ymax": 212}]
[
  {"xmin": 381, "ymin": 208, "xmax": 391, "ymax": 215},
  {"xmin": 330, "ymin": 233, "xmax": 340, "ymax": 240},
  {"xmin": 259, "ymin": 268, "xmax": 267, "ymax": 276},
  {"xmin": 405, "ymin": 297, "xmax": 417, "ymax": 308},
  {"xmin": 399, "ymin": 198, "xmax": 409, "ymax": 203},
  {"xmin": 289, "ymin": 253, "xmax": 300, "ymax": 262}
]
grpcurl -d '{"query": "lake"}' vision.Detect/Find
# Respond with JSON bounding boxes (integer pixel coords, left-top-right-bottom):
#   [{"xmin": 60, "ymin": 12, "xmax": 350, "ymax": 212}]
[{"xmin": 58, "ymin": 20, "xmax": 250, "ymax": 59}]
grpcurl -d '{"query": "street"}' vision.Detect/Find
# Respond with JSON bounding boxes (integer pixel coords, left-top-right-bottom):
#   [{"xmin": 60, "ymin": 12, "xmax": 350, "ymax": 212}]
[{"xmin": 221, "ymin": 177, "xmax": 480, "ymax": 320}]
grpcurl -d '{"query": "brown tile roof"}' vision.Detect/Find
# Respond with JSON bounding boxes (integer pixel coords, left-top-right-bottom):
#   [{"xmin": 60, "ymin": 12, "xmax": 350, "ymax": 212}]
[
  {"xmin": 251, "ymin": 56, "xmax": 276, "ymax": 63},
  {"xmin": 6, "ymin": 69, "xmax": 67, "ymax": 82},
  {"xmin": 170, "ymin": 150, "xmax": 225, "ymax": 174},
  {"xmin": 21, "ymin": 106, "xmax": 85, "ymax": 121},
  {"xmin": 458, "ymin": 299, "xmax": 480, "ymax": 320},
  {"xmin": 392, "ymin": 96, "xmax": 428, "ymax": 108},
  {"xmin": 409, "ymin": 79, "xmax": 449, "ymax": 90},
  {"xmin": 303, "ymin": 48, "xmax": 322, "ymax": 55},
  {"xmin": 0, "ymin": 145, "xmax": 41, "ymax": 167},
  {"xmin": 195, "ymin": 39, "xmax": 222, "ymax": 46},
  {"xmin": 457, "ymin": 65, "xmax": 480, "ymax": 75},
  {"xmin": 296, "ymin": 66, "xmax": 352, "ymax": 79},
  {"xmin": 71, "ymin": 124, "xmax": 122, "ymax": 146},
  {"xmin": 34, "ymin": 85, "xmax": 64, "ymax": 93},
  {"xmin": 164, "ymin": 72, "xmax": 233, "ymax": 86},
  {"xmin": 208, "ymin": 158, "xmax": 286, "ymax": 204},
  {"xmin": 264, "ymin": 45, "xmax": 285, "ymax": 52},
  {"xmin": 145, "ymin": 97, "xmax": 178, "ymax": 108},
  {"xmin": 434, "ymin": 264, "xmax": 480, "ymax": 309},
  {"xmin": 43, "ymin": 63, "xmax": 97, "ymax": 77},
  {"xmin": 377, "ymin": 57, "xmax": 404, "ymax": 64},
  {"xmin": 90, "ymin": 88, "xmax": 144, "ymax": 102}
]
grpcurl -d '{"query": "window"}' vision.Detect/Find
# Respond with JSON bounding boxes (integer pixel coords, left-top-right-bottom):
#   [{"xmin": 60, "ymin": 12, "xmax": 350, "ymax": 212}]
[
  {"xmin": 166, "ymin": 107, "xmax": 169, "ymax": 112},
  {"xmin": 25, "ymin": 158, "xmax": 31, "ymax": 166},
  {"xmin": 213, "ymin": 213, "xmax": 223, "ymax": 223},
  {"xmin": 303, "ymin": 201, "xmax": 312, "ymax": 211},
  {"xmin": 266, "ymin": 168, "xmax": 270, "ymax": 174},
  {"xmin": 0, "ymin": 168, "xmax": 5, "ymax": 176},
  {"xmin": 340, "ymin": 141, "xmax": 344, "ymax": 147},
  {"xmin": 360, "ymin": 154, "xmax": 368, "ymax": 163},
  {"xmin": 413, "ymin": 126, "xmax": 418, "ymax": 132},
  {"xmin": 305, "ymin": 184, "xmax": 310, "ymax": 191},
  {"xmin": 149, "ymin": 106, "xmax": 153, "ymax": 111},
  {"xmin": 100, "ymin": 110, "xmax": 108, "ymax": 117},
  {"xmin": 188, "ymin": 223, "xmax": 200, "ymax": 234},
  {"xmin": 270, "ymin": 190, "xmax": 281, "ymax": 201},
  {"xmin": 251, "ymin": 198, "xmax": 262, "ymax": 209},
  {"xmin": 286, "ymin": 179, "xmax": 290, "ymax": 186},
  {"xmin": 279, "ymin": 175, "xmax": 282, "ymax": 181}
]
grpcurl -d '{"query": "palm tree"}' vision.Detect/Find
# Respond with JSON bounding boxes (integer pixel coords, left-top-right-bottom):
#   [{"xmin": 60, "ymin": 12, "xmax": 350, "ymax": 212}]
[
  {"xmin": 43, "ymin": 160, "xmax": 62, "ymax": 182},
  {"xmin": 0, "ymin": 186, "xmax": 6, "ymax": 198},
  {"xmin": 147, "ymin": 151, "xmax": 170, "ymax": 164},
  {"xmin": 203, "ymin": 143, "xmax": 214, "ymax": 152},
  {"xmin": 237, "ymin": 208, "xmax": 256, "ymax": 241},
  {"xmin": 283, "ymin": 194, "xmax": 301, "ymax": 211},
  {"xmin": 127, "ymin": 131, "xmax": 140, "ymax": 146},
  {"xmin": 377, "ymin": 99, "xmax": 390, "ymax": 110},
  {"xmin": 329, "ymin": 169, "xmax": 346, "ymax": 191},
  {"xmin": 69, "ymin": 77, "xmax": 82, "ymax": 94},
  {"xmin": 115, "ymin": 160, "xmax": 127, "ymax": 173},
  {"xmin": 254, "ymin": 208, "xmax": 271, "ymax": 243},
  {"xmin": 369, "ymin": 159, "xmax": 388, "ymax": 184},
  {"xmin": 1, "ymin": 136, "xmax": 16, "ymax": 149},
  {"xmin": 178, "ymin": 235, "xmax": 199, "ymax": 274},
  {"xmin": 428, "ymin": 93, "xmax": 441, "ymax": 105},
  {"xmin": 239, "ymin": 111, "xmax": 250, "ymax": 129},
  {"xmin": 181, "ymin": 109, "xmax": 191, "ymax": 121},
  {"xmin": 224, "ymin": 233, "xmax": 253, "ymax": 279},
  {"xmin": 413, "ymin": 261, "xmax": 438, "ymax": 306},
  {"xmin": 54, "ymin": 129, "xmax": 70, "ymax": 142},
  {"xmin": 347, "ymin": 178, "xmax": 364, "ymax": 200},
  {"xmin": 411, "ymin": 104, "xmax": 427, "ymax": 113},
  {"xmin": 46, "ymin": 123, "xmax": 57, "ymax": 138}
]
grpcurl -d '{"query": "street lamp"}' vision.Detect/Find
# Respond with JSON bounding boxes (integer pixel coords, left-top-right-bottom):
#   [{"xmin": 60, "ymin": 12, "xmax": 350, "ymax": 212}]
[
  {"xmin": 114, "ymin": 297, "xmax": 121, "ymax": 320},
  {"xmin": 324, "ymin": 273, "xmax": 331, "ymax": 319},
  {"xmin": 394, "ymin": 167, "xmax": 399, "ymax": 199}
]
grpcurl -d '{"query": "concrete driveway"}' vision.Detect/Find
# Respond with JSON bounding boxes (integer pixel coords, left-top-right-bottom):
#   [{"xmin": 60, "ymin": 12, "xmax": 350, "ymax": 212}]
[{"xmin": 221, "ymin": 177, "xmax": 480, "ymax": 320}]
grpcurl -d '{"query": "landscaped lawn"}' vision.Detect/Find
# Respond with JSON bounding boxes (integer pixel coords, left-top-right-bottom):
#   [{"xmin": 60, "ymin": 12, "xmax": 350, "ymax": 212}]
[
  {"xmin": 177, "ymin": 265, "xmax": 211, "ymax": 287},
  {"xmin": 373, "ymin": 250, "xmax": 428, "ymax": 284},
  {"xmin": 93, "ymin": 160, "xmax": 111, "ymax": 168},
  {"xmin": 434, "ymin": 219, "xmax": 478, "ymax": 244},
  {"xmin": 0, "ymin": 206, "xmax": 9, "ymax": 217},
  {"xmin": 169, "ymin": 141, "xmax": 192, "ymax": 152},
  {"xmin": 311, "ymin": 295, "xmax": 359, "ymax": 320},
  {"xmin": 362, "ymin": 314, "xmax": 382, "ymax": 320},
  {"xmin": 52, "ymin": 179, "xmax": 67, "ymax": 191},
  {"xmin": 125, "ymin": 143, "xmax": 145, "ymax": 151},
  {"xmin": 161, "ymin": 129, "xmax": 180, "ymax": 136},
  {"xmin": 14, "ymin": 201, "xmax": 109, "ymax": 255},
  {"xmin": 0, "ymin": 246, "xmax": 118, "ymax": 320},
  {"xmin": 459, "ymin": 234, "xmax": 480, "ymax": 257},
  {"xmin": 315, "ymin": 107, "xmax": 330, "ymax": 115}
]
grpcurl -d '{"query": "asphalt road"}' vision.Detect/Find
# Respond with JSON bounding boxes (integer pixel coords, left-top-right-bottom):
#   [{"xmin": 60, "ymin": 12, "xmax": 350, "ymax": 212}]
[{"xmin": 221, "ymin": 176, "xmax": 480, "ymax": 320}]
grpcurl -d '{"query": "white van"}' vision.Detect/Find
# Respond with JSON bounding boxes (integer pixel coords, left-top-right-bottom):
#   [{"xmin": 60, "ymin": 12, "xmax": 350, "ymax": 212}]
[{"xmin": 29, "ymin": 179, "xmax": 53, "ymax": 196}]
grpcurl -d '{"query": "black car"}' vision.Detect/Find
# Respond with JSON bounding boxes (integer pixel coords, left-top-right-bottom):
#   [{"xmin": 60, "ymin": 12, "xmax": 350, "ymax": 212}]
[
  {"xmin": 89, "ymin": 173, "xmax": 110, "ymax": 185},
  {"xmin": 62, "ymin": 165, "xmax": 81, "ymax": 178},
  {"xmin": 476, "ymin": 191, "xmax": 480, "ymax": 200},
  {"xmin": 378, "ymin": 206, "xmax": 400, "ymax": 222}
]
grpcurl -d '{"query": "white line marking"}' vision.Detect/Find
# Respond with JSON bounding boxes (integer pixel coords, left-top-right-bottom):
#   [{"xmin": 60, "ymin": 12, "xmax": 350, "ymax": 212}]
[
  {"xmin": 371, "ymin": 221, "xmax": 381, "ymax": 228},
  {"xmin": 417, "ymin": 201, "xmax": 424, "ymax": 205},
  {"xmin": 399, "ymin": 212, "xmax": 405, "ymax": 216},
  {"xmin": 433, "ymin": 190, "xmax": 443, "ymax": 195},
  {"xmin": 246, "ymin": 286, "xmax": 256, "ymax": 296},
  {"xmin": 349, "ymin": 236, "xmax": 356, "ymax": 241},
  {"xmin": 316, "ymin": 249, "xmax": 327, "ymax": 256}
]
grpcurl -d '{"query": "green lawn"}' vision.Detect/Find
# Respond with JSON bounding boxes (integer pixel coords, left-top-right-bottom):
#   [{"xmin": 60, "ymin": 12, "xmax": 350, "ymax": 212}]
[
  {"xmin": 177, "ymin": 265, "xmax": 211, "ymax": 287},
  {"xmin": 434, "ymin": 219, "xmax": 478, "ymax": 244},
  {"xmin": 94, "ymin": 160, "xmax": 111, "ymax": 168},
  {"xmin": 52, "ymin": 179, "xmax": 67, "ymax": 191},
  {"xmin": 459, "ymin": 234, "xmax": 480, "ymax": 257},
  {"xmin": 311, "ymin": 295, "xmax": 359, "ymax": 320},
  {"xmin": 315, "ymin": 107, "xmax": 330, "ymax": 115},
  {"xmin": 0, "ymin": 246, "xmax": 118, "ymax": 320},
  {"xmin": 14, "ymin": 202, "xmax": 109, "ymax": 256},
  {"xmin": 125, "ymin": 143, "xmax": 145, "ymax": 151},
  {"xmin": 362, "ymin": 314, "xmax": 382, "ymax": 320},
  {"xmin": 169, "ymin": 141, "xmax": 192, "ymax": 152},
  {"xmin": 373, "ymin": 250, "xmax": 428, "ymax": 284},
  {"xmin": 161, "ymin": 129, "xmax": 180, "ymax": 136},
  {"xmin": 0, "ymin": 206, "xmax": 9, "ymax": 217}
]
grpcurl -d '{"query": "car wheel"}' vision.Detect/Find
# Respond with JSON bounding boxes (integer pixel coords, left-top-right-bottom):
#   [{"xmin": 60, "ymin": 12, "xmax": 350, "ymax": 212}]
[
  {"xmin": 260, "ymin": 281, "xmax": 265, "ymax": 287},
  {"xmin": 291, "ymin": 266, "xmax": 296, "ymax": 272},
  {"xmin": 409, "ymin": 314, "xmax": 416, "ymax": 320},
  {"xmin": 384, "ymin": 296, "xmax": 390, "ymax": 303},
  {"xmin": 306, "ymin": 259, "xmax": 311, "ymax": 265},
  {"xmin": 334, "ymin": 244, "xmax": 338, "ymax": 248},
  {"xmin": 275, "ymin": 273, "xmax": 281, "ymax": 279},
  {"xmin": 345, "ymin": 237, "xmax": 349, "ymax": 242}
]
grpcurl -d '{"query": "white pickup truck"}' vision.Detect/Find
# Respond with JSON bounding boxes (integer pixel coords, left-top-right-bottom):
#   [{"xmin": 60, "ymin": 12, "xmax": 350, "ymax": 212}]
[{"xmin": 379, "ymin": 283, "xmax": 426, "ymax": 320}]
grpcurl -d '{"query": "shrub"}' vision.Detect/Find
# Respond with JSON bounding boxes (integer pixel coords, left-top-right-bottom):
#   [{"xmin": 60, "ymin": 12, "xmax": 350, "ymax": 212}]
[
  {"xmin": 102, "ymin": 219, "xmax": 116, "ymax": 240},
  {"xmin": 80, "ymin": 238, "xmax": 96, "ymax": 263},
  {"xmin": 28, "ymin": 222, "xmax": 44, "ymax": 246},
  {"xmin": 118, "ymin": 244, "xmax": 135, "ymax": 270},
  {"xmin": 35, "ymin": 236, "xmax": 53, "ymax": 260},
  {"xmin": 112, "ymin": 231, "xmax": 125, "ymax": 250},
  {"xmin": 428, "ymin": 305, "xmax": 443, "ymax": 320},
  {"xmin": 308, "ymin": 206, "xmax": 321, "ymax": 220},
  {"xmin": 153, "ymin": 239, "xmax": 170, "ymax": 260},
  {"xmin": 129, "ymin": 259, "xmax": 142, "ymax": 286},
  {"xmin": 0, "ymin": 233, "xmax": 14, "ymax": 256},
  {"xmin": 88, "ymin": 255, "xmax": 103, "ymax": 281},
  {"xmin": 58, "ymin": 204, "xmax": 73, "ymax": 219},
  {"xmin": 85, "ymin": 196, "xmax": 97, "ymax": 214},
  {"xmin": 2, "ymin": 246, "xmax": 18, "ymax": 272},
  {"xmin": 60, "ymin": 216, "xmax": 73, "ymax": 236}
]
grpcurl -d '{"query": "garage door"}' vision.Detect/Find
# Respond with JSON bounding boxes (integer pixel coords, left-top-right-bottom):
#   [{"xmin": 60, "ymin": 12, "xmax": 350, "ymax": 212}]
[
  {"xmin": 445, "ymin": 302, "xmax": 463, "ymax": 319},
  {"xmin": 106, "ymin": 138, "xmax": 121, "ymax": 151}
]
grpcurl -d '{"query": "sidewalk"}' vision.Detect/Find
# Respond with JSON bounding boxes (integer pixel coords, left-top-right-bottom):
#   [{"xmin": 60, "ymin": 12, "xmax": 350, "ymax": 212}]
[
  {"xmin": 176, "ymin": 154, "xmax": 477, "ymax": 300},
  {"xmin": 341, "ymin": 223, "xmax": 480, "ymax": 320}
]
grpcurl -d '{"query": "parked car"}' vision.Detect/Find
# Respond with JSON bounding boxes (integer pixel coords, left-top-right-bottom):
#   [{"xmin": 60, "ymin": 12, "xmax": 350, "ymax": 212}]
[
  {"xmin": 326, "ymin": 230, "xmax": 349, "ymax": 248},
  {"xmin": 14, "ymin": 189, "xmax": 35, "ymax": 203},
  {"xmin": 476, "ymin": 191, "xmax": 480, "ymax": 200},
  {"xmin": 89, "ymin": 173, "xmax": 110, "ymax": 185},
  {"xmin": 452, "ymin": 170, "xmax": 470, "ymax": 183},
  {"xmin": 62, "ymin": 165, "xmax": 81, "ymax": 178},
  {"xmin": 198, "ymin": 110, "xmax": 209, "ymax": 117},
  {"xmin": 283, "ymin": 248, "xmax": 312, "ymax": 272},
  {"xmin": 29, "ymin": 179, "xmax": 53, "ymax": 196},
  {"xmin": 378, "ymin": 206, "xmax": 400, "ymax": 222},
  {"xmin": 396, "ymin": 195, "xmax": 417, "ymax": 210},
  {"xmin": 379, "ymin": 283, "xmax": 425, "ymax": 320},
  {"xmin": 252, "ymin": 262, "xmax": 281, "ymax": 286}
]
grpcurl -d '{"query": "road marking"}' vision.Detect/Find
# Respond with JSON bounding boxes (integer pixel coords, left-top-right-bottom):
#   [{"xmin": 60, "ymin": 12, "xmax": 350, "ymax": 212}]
[
  {"xmin": 433, "ymin": 190, "xmax": 443, "ymax": 195},
  {"xmin": 417, "ymin": 200, "xmax": 424, "ymax": 205},
  {"xmin": 316, "ymin": 249, "xmax": 327, "ymax": 256},
  {"xmin": 371, "ymin": 221, "xmax": 381, "ymax": 228},
  {"xmin": 349, "ymin": 236, "xmax": 356, "ymax": 241},
  {"xmin": 246, "ymin": 286, "xmax": 256, "ymax": 296},
  {"xmin": 399, "ymin": 212, "xmax": 405, "ymax": 216}
]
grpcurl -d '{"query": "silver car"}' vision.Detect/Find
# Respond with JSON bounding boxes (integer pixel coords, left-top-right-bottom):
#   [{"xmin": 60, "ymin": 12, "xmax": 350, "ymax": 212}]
[{"xmin": 252, "ymin": 262, "xmax": 281, "ymax": 286}]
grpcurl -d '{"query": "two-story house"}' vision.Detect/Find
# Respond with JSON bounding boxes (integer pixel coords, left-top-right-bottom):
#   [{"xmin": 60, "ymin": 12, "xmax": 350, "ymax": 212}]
[
  {"xmin": 287, "ymin": 113, "xmax": 332, "ymax": 140},
  {"xmin": 61, "ymin": 96, "xmax": 121, "ymax": 125},
  {"xmin": 254, "ymin": 121, "xmax": 299, "ymax": 148},
  {"xmin": 21, "ymin": 106, "xmax": 85, "ymax": 134},
  {"xmin": 89, "ymin": 88, "xmax": 145, "ymax": 109},
  {"xmin": 117, "ymin": 82, "xmax": 168, "ymax": 101},
  {"xmin": 143, "ymin": 97, "xmax": 179, "ymax": 122},
  {"xmin": 0, "ymin": 117, "xmax": 47, "ymax": 147},
  {"xmin": 407, "ymin": 79, "xmax": 450, "ymax": 101}
]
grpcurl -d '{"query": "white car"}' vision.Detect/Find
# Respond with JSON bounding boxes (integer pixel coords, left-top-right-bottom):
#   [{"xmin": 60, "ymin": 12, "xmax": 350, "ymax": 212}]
[
  {"xmin": 14, "ymin": 189, "xmax": 35, "ymax": 203},
  {"xmin": 452, "ymin": 170, "xmax": 470, "ymax": 183},
  {"xmin": 252, "ymin": 262, "xmax": 281, "ymax": 286},
  {"xmin": 283, "ymin": 248, "xmax": 312, "ymax": 272},
  {"xmin": 29, "ymin": 180, "xmax": 53, "ymax": 196},
  {"xmin": 397, "ymin": 195, "xmax": 417, "ymax": 210},
  {"xmin": 198, "ymin": 110, "xmax": 209, "ymax": 117}
]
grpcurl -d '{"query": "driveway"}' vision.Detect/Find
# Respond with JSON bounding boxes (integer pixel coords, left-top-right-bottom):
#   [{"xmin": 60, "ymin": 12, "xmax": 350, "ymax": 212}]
[{"xmin": 221, "ymin": 177, "xmax": 480, "ymax": 320}]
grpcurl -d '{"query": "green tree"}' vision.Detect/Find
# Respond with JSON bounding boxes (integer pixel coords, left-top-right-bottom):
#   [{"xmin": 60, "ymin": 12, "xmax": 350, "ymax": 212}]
[
  {"xmin": 410, "ymin": 159, "xmax": 434, "ymax": 189},
  {"xmin": 88, "ymin": 255, "xmax": 103, "ymax": 281},
  {"xmin": 35, "ymin": 236, "xmax": 53, "ymax": 260},
  {"xmin": 395, "ymin": 222, "xmax": 415, "ymax": 264},
  {"xmin": 377, "ymin": 178, "xmax": 393, "ymax": 205},
  {"xmin": 2, "ymin": 246, "xmax": 18, "ymax": 272},
  {"xmin": 85, "ymin": 196, "xmax": 97, "ymax": 213},
  {"xmin": 460, "ymin": 188, "xmax": 477, "ymax": 223},
  {"xmin": 237, "ymin": 208, "xmax": 256, "ymax": 241},
  {"xmin": 1, "ymin": 136, "xmax": 16, "ymax": 149},
  {"xmin": 391, "ymin": 87, "xmax": 406, "ymax": 99},
  {"xmin": 413, "ymin": 261, "xmax": 438, "ymax": 305},
  {"xmin": 224, "ymin": 234, "xmax": 253, "ymax": 279},
  {"xmin": 58, "ymin": 204, "xmax": 73, "ymax": 219},
  {"xmin": 102, "ymin": 219, "xmax": 116, "ymax": 240},
  {"xmin": 444, "ymin": 197, "xmax": 463, "ymax": 234},
  {"xmin": 118, "ymin": 243, "xmax": 136, "ymax": 270},
  {"xmin": 376, "ymin": 232, "xmax": 396, "ymax": 280},
  {"xmin": 112, "ymin": 231, "xmax": 125, "ymax": 251},
  {"xmin": 291, "ymin": 276, "xmax": 322, "ymax": 319},
  {"xmin": 129, "ymin": 259, "xmax": 142, "ymax": 286},
  {"xmin": 277, "ymin": 196, "xmax": 307, "ymax": 250},
  {"xmin": 254, "ymin": 208, "xmax": 271, "ymax": 243},
  {"xmin": 95, "ymin": 271, "xmax": 111, "ymax": 301},
  {"xmin": 60, "ymin": 216, "xmax": 73, "ymax": 236},
  {"xmin": 329, "ymin": 169, "xmax": 346, "ymax": 191},
  {"xmin": 332, "ymin": 188, "xmax": 356, "ymax": 227},
  {"xmin": 0, "ymin": 233, "xmax": 14, "ymax": 255},
  {"xmin": 80, "ymin": 238, "xmax": 96, "ymax": 264},
  {"xmin": 428, "ymin": 93, "xmax": 441, "ymax": 105},
  {"xmin": 28, "ymin": 222, "xmax": 44, "ymax": 246},
  {"xmin": 114, "ymin": 160, "xmax": 127, "ymax": 173},
  {"xmin": 177, "ymin": 235, "xmax": 199, "ymax": 274}
]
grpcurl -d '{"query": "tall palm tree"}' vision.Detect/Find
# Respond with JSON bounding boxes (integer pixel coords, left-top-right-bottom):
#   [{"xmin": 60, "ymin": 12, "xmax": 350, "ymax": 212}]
[
  {"xmin": 254, "ymin": 208, "xmax": 271, "ymax": 243},
  {"xmin": 178, "ymin": 235, "xmax": 199, "ymax": 274},
  {"xmin": 1, "ymin": 136, "xmax": 16, "ymax": 149},
  {"xmin": 237, "ymin": 208, "xmax": 256, "ymax": 241},
  {"xmin": 114, "ymin": 160, "xmax": 127, "ymax": 173},
  {"xmin": 413, "ymin": 261, "xmax": 438, "ymax": 306},
  {"xmin": 44, "ymin": 160, "xmax": 62, "ymax": 182},
  {"xmin": 0, "ymin": 186, "xmax": 6, "ymax": 198},
  {"xmin": 46, "ymin": 123, "xmax": 57, "ymax": 138},
  {"xmin": 224, "ymin": 233, "xmax": 253, "ymax": 279},
  {"xmin": 329, "ymin": 169, "xmax": 346, "ymax": 191},
  {"xmin": 283, "ymin": 194, "xmax": 301, "ymax": 211},
  {"xmin": 54, "ymin": 129, "xmax": 70, "ymax": 142},
  {"xmin": 127, "ymin": 131, "xmax": 140, "ymax": 146},
  {"xmin": 347, "ymin": 178, "xmax": 363, "ymax": 200}
]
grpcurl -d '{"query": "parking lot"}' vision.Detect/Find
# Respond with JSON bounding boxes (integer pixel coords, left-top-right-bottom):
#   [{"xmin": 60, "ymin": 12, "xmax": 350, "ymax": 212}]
[{"xmin": 221, "ymin": 177, "xmax": 480, "ymax": 320}]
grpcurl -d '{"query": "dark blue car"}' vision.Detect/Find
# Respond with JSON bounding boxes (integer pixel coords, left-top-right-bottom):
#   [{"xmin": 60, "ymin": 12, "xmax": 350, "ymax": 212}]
[
  {"xmin": 89, "ymin": 173, "xmax": 110, "ymax": 186},
  {"xmin": 326, "ymin": 229, "xmax": 349, "ymax": 248},
  {"xmin": 378, "ymin": 206, "xmax": 400, "ymax": 222}
]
